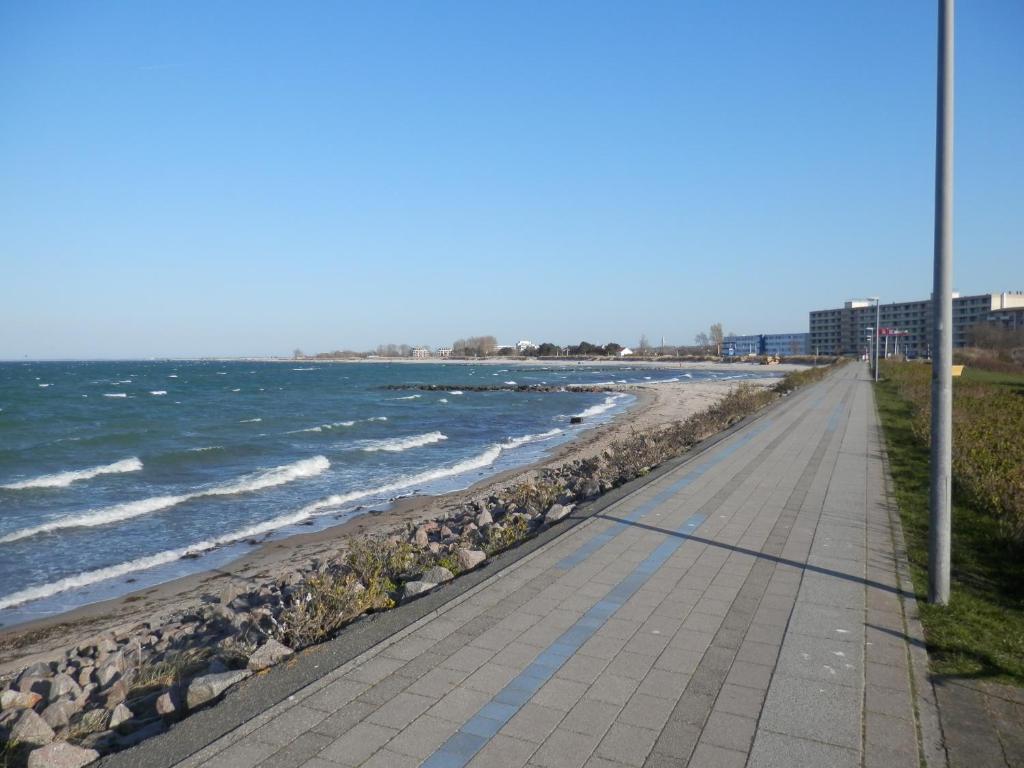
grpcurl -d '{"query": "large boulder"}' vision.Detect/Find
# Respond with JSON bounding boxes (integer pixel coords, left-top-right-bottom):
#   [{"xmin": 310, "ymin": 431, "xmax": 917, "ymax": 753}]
[
  {"xmin": 456, "ymin": 549, "xmax": 486, "ymax": 571},
  {"xmin": 26, "ymin": 742, "xmax": 99, "ymax": 768},
  {"xmin": 109, "ymin": 702, "xmax": 133, "ymax": 729},
  {"xmin": 247, "ymin": 640, "xmax": 294, "ymax": 672},
  {"xmin": 49, "ymin": 674, "xmax": 82, "ymax": 701},
  {"xmin": 401, "ymin": 581, "xmax": 436, "ymax": 600},
  {"xmin": 545, "ymin": 503, "xmax": 573, "ymax": 525},
  {"xmin": 186, "ymin": 669, "xmax": 251, "ymax": 710},
  {"xmin": 155, "ymin": 689, "xmax": 179, "ymax": 718},
  {"xmin": 475, "ymin": 510, "xmax": 493, "ymax": 527},
  {"xmin": 1, "ymin": 689, "xmax": 43, "ymax": 710},
  {"xmin": 1, "ymin": 708, "xmax": 55, "ymax": 747},
  {"xmin": 40, "ymin": 699, "xmax": 79, "ymax": 730},
  {"xmin": 421, "ymin": 566, "xmax": 454, "ymax": 584}
]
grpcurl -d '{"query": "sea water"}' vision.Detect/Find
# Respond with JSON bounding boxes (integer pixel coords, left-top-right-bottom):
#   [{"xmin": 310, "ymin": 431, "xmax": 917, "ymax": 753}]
[{"xmin": 0, "ymin": 361, "xmax": 770, "ymax": 625}]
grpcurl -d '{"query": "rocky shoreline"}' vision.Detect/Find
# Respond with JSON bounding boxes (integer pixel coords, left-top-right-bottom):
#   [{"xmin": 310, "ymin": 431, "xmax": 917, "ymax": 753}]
[{"xmin": 0, "ymin": 367, "xmax": 834, "ymax": 767}]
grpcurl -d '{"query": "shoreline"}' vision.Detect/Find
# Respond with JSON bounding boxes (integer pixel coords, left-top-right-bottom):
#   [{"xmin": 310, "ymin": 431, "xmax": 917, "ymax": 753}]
[{"xmin": 0, "ymin": 375, "xmax": 776, "ymax": 674}]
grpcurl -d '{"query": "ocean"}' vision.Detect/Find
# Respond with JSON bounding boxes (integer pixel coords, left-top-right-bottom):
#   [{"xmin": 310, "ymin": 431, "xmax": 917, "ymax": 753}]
[{"xmin": 0, "ymin": 360, "xmax": 768, "ymax": 626}]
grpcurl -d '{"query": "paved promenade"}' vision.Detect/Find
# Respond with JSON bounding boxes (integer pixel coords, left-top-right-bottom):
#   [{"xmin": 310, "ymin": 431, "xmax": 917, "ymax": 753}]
[{"xmin": 146, "ymin": 364, "xmax": 941, "ymax": 767}]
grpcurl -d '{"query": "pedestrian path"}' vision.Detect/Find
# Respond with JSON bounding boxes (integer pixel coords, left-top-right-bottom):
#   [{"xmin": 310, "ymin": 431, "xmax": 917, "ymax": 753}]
[{"xmin": 157, "ymin": 364, "xmax": 939, "ymax": 768}]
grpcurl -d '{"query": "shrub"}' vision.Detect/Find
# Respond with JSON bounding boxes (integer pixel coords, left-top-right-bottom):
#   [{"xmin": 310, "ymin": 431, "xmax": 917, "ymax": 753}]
[{"xmin": 880, "ymin": 360, "xmax": 1024, "ymax": 544}]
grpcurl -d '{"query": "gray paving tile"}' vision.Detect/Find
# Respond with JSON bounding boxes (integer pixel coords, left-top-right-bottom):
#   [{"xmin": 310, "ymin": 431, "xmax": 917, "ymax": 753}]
[
  {"xmin": 748, "ymin": 730, "xmax": 859, "ymax": 768},
  {"xmin": 759, "ymin": 674, "xmax": 861, "ymax": 750},
  {"xmin": 318, "ymin": 721, "xmax": 398, "ymax": 766},
  {"xmin": 593, "ymin": 722, "xmax": 659, "ymax": 767}
]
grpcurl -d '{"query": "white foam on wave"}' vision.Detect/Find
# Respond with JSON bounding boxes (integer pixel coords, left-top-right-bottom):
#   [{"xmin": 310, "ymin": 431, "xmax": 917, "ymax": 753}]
[
  {"xmin": 150, "ymin": 391, "xmax": 167, "ymax": 396},
  {"xmin": 367, "ymin": 416, "xmax": 388, "ymax": 422},
  {"xmin": 572, "ymin": 393, "xmax": 628, "ymax": 420},
  {"xmin": 189, "ymin": 445, "xmax": 222, "ymax": 452},
  {"xmin": 239, "ymin": 418, "xmax": 262, "ymax": 423},
  {"xmin": 104, "ymin": 393, "xmax": 127, "ymax": 398},
  {"xmin": 0, "ymin": 456, "xmax": 330, "ymax": 544},
  {"xmin": 501, "ymin": 428, "xmax": 562, "ymax": 450},
  {"xmin": 1, "ymin": 458, "xmax": 143, "ymax": 491},
  {"xmin": 38, "ymin": 384, "xmax": 51, "ymax": 388},
  {"xmin": 0, "ymin": 447, "xmax": 503, "ymax": 610},
  {"xmin": 168, "ymin": 374, "xmax": 178, "ymax": 378},
  {"xmin": 449, "ymin": 391, "xmax": 463, "ymax": 395},
  {"xmin": 361, "ymin": 432, "xmax": 447, "ymax": 453},
  {"xmin": 285, "ymin": 420, "xmax": 355, "ymax": 435},
  {"xmin": 231, "ymin": 388, "xmax": 241, "ymax": 392},
  {"xmin": 302, "ymin": 444, "xmax": 504, "ymax": 516},
  {"xmin": 292, "ymin": 367, "xmax": 315, "ymax": 371},
  {"xmin": 504, "ymin": 381, "xmax": 517, "ymax": 385},
  {"xmin": 392, "ymin": 395, "xmax": 421, "ymax": 400}
]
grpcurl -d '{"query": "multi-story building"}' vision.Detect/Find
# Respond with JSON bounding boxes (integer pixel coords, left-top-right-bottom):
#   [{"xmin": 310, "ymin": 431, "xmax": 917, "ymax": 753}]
[
  {"xmin": 411, "ymin": 347, "xmax": 430, "ymax": 359},
  {"xmin": 808, "ymin": 292, "xmax": 1024, "ymax": 356},
  {"xmin": 435, "ymin": 347, "xmax": 453, "ymax": 358},
  {"xmin": 723, "ymin": 333, "xmax": 810, "ymax": 357}
]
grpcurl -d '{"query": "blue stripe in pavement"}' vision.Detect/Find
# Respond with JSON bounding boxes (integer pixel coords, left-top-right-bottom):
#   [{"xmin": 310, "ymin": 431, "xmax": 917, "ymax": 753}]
[
  {"xmin": 826, "ymin": 401, "xmax": 844, "ymax": 433},
  {"xmin": 554, "ymin": 421, "xmax": 770, "ymax": 571},
  {"xmin": 420, "ymin": 510, "xmax": 709, "ymax": 768}
]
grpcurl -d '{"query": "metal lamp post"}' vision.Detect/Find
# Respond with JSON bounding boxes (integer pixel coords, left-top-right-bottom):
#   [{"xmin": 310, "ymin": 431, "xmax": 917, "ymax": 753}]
[
  {"xmin": 870, "ymin": 297, "xmax": 881, "ymax": 382},
  {"xmin": 929, "ymin": 0, "xmax": 954, "ymax": 606}
]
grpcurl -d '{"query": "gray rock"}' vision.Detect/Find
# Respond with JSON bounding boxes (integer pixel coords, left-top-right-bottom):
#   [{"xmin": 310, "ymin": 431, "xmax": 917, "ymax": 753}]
[
  {"xmin": 421, "ymin": 566, "xmax": 454, "ymax": 584},
  {"xmin": 50, "ymin": 674, "xmax": 82, "ymax": 701},
  {"xmin": 475, "ymin": 510, "xmax": 493, "ymax": 527},
  {"xmin": 456, "ymin": 548, "xmax": 486, "ymax": 571},
  {"xmin": 18, "ymin": 676, "xmax": 51, "ymax": 699},
  {"xmin": 18, "ymin": 662, "xmax": 53, "ymax": 683},
  {"xmin": 1, "ymin": 689, "xmax": 42, "ymax": 710},
  {"xmin": 401, "ymin": 581, "xmax": 437, "ymax": 599},
  {"xmin": 40, "ymin": 699, "xmax": 78, "ymax": 730},
  {"xmin": 76, "ymin": 666, "xmax": 94, "ymax": 688},
  {"xmin": 109, "ymin": 702, "xmax": 133, "ymax": 729},
  {"xmin": 185, "ymin": 669, "xmax": 251, "ymax": 710},
  {"xmin": 95, "ymin": 653, "xmax": 124, "ymax": 688},
  {"xmin": 247, "ymin": 639, "xmax": 294, "ymax": 672},
  {"xmin": 101, "ymin": 680, "xmax": 128, "ymax": 709},
  {"xmin": 544, "ymin": 503, "xmax": 573, "ymax": 524},
  {"xmin": 26, "ymin": 742, "xmax": 100, "ymax": 768},
  {"xmin": 155, "ymin": 690, "xmax": 178, "ymax": 717},
  {"xmin": 3, "ymin": 708, "xmax": 55, "ymax": 746},
  {"xmin": 414, "ymin": 526, "xmax": 430, "ymax": 548}
]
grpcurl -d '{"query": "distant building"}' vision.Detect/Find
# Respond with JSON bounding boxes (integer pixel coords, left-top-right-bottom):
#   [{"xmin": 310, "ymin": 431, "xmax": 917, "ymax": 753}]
[
  {"xmin": 411, "ymin": 347, "xmax": 430, "ymax": 359},
  {"xmin": 435, "ymin": 347, "xmax": 452, "ymax": 358},
  {"xmin": 516, "ymin": 340, "xmax": 536, "ymax": 353},
  {"xmin": 809, "ymin": 292, "xmax": 1024, "ymax": 356},
  {"xmin": 723, "ymin": 333, "xmax": 810, "ymax": 357},
  {"xmin": 618, "ymin": 347, "xmax": 634, "ymax": 357}
]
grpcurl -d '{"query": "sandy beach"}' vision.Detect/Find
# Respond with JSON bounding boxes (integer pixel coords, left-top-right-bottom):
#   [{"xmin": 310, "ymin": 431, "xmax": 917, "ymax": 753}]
[{"xmin": 0, "ymin": 366, "xmax": 787, "ymax": 674}]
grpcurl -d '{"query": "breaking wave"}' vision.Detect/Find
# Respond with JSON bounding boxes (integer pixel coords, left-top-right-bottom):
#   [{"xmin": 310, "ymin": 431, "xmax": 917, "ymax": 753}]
[
  {"xmin": 0, "ymin": 447, "xmax": 502, "ymax": 610},
  {"xmin": 501, "ymin": 428, "xmax": 562, "ymax": 450},
  {"xmin": 361, "ymin": 431, "xmax": 447, "ymax": 453},
  {"xmin": 1, "ymin": 458, "xmax": 144, "ymax": 491},
  {"xmin": 0, "ymin": 456, "xmax": 330, "ymax": 544}
]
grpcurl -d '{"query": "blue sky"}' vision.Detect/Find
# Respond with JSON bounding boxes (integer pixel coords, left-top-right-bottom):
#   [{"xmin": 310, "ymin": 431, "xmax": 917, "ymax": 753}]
[{"xmin": 1, "ymin": 1, "xmax": 1021, "ymax": 358}]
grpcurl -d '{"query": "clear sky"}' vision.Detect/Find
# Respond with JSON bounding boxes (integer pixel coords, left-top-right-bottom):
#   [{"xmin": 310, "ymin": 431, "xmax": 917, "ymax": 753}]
[{"xmin": 1, "ymin": 1, "xmax": 1021, "ymax": 358}]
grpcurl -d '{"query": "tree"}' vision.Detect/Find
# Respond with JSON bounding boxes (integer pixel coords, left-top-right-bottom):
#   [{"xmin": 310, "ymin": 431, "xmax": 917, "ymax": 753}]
[
  {"xmin": 638, "ymin": 334, "xmax": 650, "ymax": 356},
  {"xmin": 694, "ymin": 332, "xmax": 709, "ymax": 350},
  {"xmin": 604, "ymin": 342, "xmax": 623, "ymax": 356},
  {"xmin": 709, "ymin": 323, "xmax": 724, "ymax": 354},
  {"xmin": 292, "ymin": 348, "xmax": 304, "ymax": 359},
  {"xmin": 536, "ymin": 342, "xmax": 561, "ymax": 356}
]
